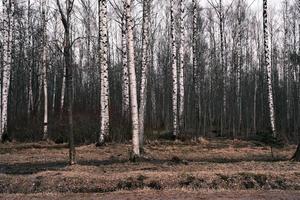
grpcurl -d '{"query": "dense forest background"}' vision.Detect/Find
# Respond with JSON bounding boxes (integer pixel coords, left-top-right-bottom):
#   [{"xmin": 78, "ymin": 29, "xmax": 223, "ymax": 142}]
[{"xmin": 0, "ymin": 0, "xmax": 300, "ymax": 148}]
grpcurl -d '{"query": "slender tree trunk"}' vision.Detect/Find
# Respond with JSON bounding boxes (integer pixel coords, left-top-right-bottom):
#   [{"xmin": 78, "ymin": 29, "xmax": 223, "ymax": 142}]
[
  {"xmin": 1, "ymin": 0, "xmax": 14, "ymax": 141},
  {"xmin": 125, "ymin": 0, "xmax": 140, "ymax": 157},
  {"xmin": 263, "ymin": 0, "xmax": 277, "ymax": 137},
  {"xmin": 192, "ymin": 0, "xmax": 197, "ymax": 131},
  {"xmin": 121, "ymin": 7, "xmax": 130, "ymax": 118},
  {"xmin": 52, "ymin": 72, "xmax": 56, "ymax": 114},
  {"xmin": 171, "ymin": 0, "xmax": 178, "ymax": 137},
  {"xmin": 56, "ymin": 0, "xmax": 76, "ymax": 165},
  {"xmin": 139, "ymin": 0, "xmax": 150, "ymax": 150},
  {"xmin": 178, "ymin": 0, "xmax": 185, "ymax": 132},
  {"xmin": 237, "ymin": 0, "xmax": 242, "ymax": 134},
  {"xmin": 42, "ymin": 0, "xmax": 48, "ymax": 140},
  {"xmin": 26, "ymin": 0, "xmax": 33, "ymax": 121},
  {"xmin": 219, "ymin": 0, "xmax": 226, "ymax": 136},
  {"xmin": 98, "ymin": 0, "xmax": 110, "ymax": 145},
  {"xmin": 60, "ymin": 58, "xmax": 66, "ymax": 119}
]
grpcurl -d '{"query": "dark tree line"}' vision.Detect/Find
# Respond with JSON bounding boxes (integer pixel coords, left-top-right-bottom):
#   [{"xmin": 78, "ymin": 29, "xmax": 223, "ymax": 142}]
[{"xmin": 1, "ymin": 0, "xmax": 300, "ymax": 162}]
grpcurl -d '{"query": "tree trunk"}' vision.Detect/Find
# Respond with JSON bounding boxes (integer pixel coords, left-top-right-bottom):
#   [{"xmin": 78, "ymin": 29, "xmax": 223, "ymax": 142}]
[
  {"xmin": 41, "ymin": 0, "xmax": 48, "ymax": 140},
  {"xmin": 1, "ymin": 0, "xmax": 14, "ymax": 141},
  {"xmin": 98, "ymin": 0, "xmax": 110, "ymax": 145},
  {"xmin": 26, "ymin": 0, "xmax": 33, "ymax": 122},
  {"xmin": 178, "ymin": 0, "xmax": 185, "ymax": 132},
  {"xmin": 56, "ymin": 0, "xmax": 76, "ymax": 165},
  {"xmin": 125, "ymin": 0, "xmax": 140, "ymax": 157},
  {"xmin": 139, "ymin": 0, "xmax": 150, "ymax": 150},
  {"xmin": 219, "ymin": 0, "xmax": 226, "ymax": 136},
  {"xmin": 171, "ymin": 0, "xmax": 178, "ymax": 137},
  {"xmin": 263, "ymin": 0, "xmax": 277, "ymax": 137},
  {"xmin": 292, "ymin": 144, "xmax": 300, "ymax": 161},
  {"xmin": 60, "ymin": 64, "xmax": 66, "ymax": 118},
  {"xmin": 121, "ymin": 6, "xmax": 130, "ymax": 118},
  {"xmin": 237, "ymin": 0, "xmax": 242, "ymax": 135}
]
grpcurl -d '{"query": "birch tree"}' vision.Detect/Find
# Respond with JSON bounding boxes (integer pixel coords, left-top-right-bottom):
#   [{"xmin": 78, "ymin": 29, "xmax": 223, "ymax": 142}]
[
  {"xmin": 125, "ymin": 0, "xmax": 140, "ymax": 157},
  {"xmin": 171, "ymin": 0, "xmax": 178, "ymax": 137},
  {"xmin": 263, "ymin": 0, "xmax": 277, "ymax": 137},
  {"xmin": 41, "ymin": 0, "xmax": 48, "ymax": 140},
  {"xmin": 60, "ymin": 64, "xmax": 66, "ymax": 117},
  {"xmin": 121, "ymin": 3, "xmax": 129, "ymax": 118},
  {"xmin": 139, "ymin": 0, "xmax": 150, "ymax": 150},
  {"xmin": 98, "ymin": 0, "xmax": 110, "ymax": 145},
  {"xmin": 178, "ymin": 0, "xmax": 185, "ymax": 131},
  {"xmin": 1, "ymin": 0, "xmax": 14, "ymax": 141}
]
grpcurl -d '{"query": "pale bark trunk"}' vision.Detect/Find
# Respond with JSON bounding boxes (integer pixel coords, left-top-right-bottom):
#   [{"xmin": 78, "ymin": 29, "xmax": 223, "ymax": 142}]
[
  {"xmin": 171, "ymin": 0, "xmax": 178, "ymax": 137},
  {"xmin": 60, "ymin": 63, "xmax": 66, "ymax": 116},
  {"xmin": 263, "ymin": 0, "xmax": 277, "ymax": 137},
  {"xmin": 125, "ymin": 0, "xmax": 140, "ymax": 156},
  {"xmin": 1, "ymin": 0, "xmax": 14, "ymax": 141},
  {"xmin": 178, "ymin": 0, "xmax": 185, "ymax": 131},
  {"xmin": 121, "ymin": 7, "xmax": 130, "ymax": 118},
  {"xmin": 98, "ymin": 0, "xmax": 110, "ymax": 145},
  {"xmin": 139, "ymin": 0, "xmax": 150, "ymax": 150},
  {"xmin": 42, "ymin": 0, "xmax": 48, "ymax": 140}
]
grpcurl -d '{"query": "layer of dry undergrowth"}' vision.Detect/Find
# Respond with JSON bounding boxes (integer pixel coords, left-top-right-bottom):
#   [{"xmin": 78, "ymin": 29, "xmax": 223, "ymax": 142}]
[{"xmin": 0, "ymin": 139, "xmax": 299, "ymax": 194}]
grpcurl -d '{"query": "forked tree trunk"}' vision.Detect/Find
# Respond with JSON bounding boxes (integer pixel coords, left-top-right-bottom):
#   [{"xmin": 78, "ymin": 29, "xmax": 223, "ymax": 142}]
[
  {"xmin": 171, "ymin": 0, "xmax": 178, "ymax": 137},
  {"xmin": 1, "ymin": 0, "xmax": 14, "ymax": 141},
  {"xmin": 98, "ymin": 0, "xmax": 110, "ymax": 145},
  {"xmin": 56, "ymin": 0, "xmax": 76, "ymax": 165},
  {"xmin": 263, "ymin": 0, "xmax": 277, "ymax": 137},
  {"xmin": 125, "ymin": 0, "xmax": 140, "ymax": 157}
]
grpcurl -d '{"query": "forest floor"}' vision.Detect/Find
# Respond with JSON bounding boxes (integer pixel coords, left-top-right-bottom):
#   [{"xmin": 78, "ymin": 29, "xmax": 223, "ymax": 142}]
[{"xmin": 0, "ymin": 138, "xmax": 299, "ymax": 199}]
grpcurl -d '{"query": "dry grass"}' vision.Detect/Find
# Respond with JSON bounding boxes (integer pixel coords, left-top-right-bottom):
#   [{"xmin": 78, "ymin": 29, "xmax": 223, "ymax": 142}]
[{"xmin": 0, "ymin": 139, "xmax": 299, "ymax": 198}]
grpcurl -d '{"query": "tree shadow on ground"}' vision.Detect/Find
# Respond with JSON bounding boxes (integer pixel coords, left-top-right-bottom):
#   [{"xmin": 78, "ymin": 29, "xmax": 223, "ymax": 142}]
[
  {"xmin": 0, "ymin": 161, "xmax": 68, "ymax": 175},
  {"xmin": 0, "ymin": 155, "xmax": 289, "ymax": 175}
]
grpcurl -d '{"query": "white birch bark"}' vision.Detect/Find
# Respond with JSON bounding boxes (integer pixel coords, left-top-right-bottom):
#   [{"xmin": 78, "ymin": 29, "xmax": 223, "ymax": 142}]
[
  {"xmin": 139, "ymin": 0, "xmax": 150, "ymax": 149},
  {"xmin": 121, "ymin": 6, "xmax": 130, "ymax": 118},
  {"xmin": 42, "ymin": 0, "xmax": 48, "ymax": 140},
  {"xmin": 125, "ymin": 0, "xmax": 140, "ymax": 156},
  {"xmin": 178, "ymin": 0, "xmax": 185, "ymax": 131},
  {"xmin": 171, "ymin": 0, "xmax": 178, "ymax": 136},
  {"xmin": 98, "ymin": 0, "xmax": 110, "ymax": 144},
  {"xmin": 263, "ymin": 0, "xmax": 277, "ymax": 137},
  {"xmin": 1, "ymin": 0, "xmax": 14, "ymax": 140},
  {"xmin": 60, "ymin": 63, "xmax": 66, "ymax": 116}
]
